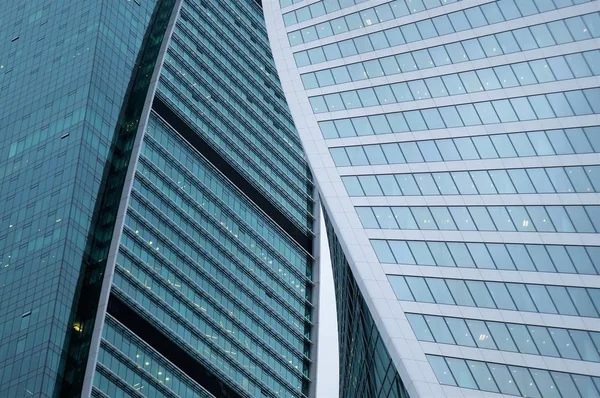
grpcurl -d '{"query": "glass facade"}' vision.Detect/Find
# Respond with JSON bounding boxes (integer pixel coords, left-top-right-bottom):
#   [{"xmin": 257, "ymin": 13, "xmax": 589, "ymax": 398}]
[
  {"xmin": 329, "ymin": 126, "xmax": 600, "ymax": 165},
  {"xmin": 408, "ymin": 313, "xmax": 600, "ymax": 362},
  {"xmin": 90, "ymin": 0, "xmax": 316, "ymax": 397},
  {"xmin": 427, "ymin": 355, "xmax": 600, "ymax": 397},
  {"xmin": 357, "ymin": 205, "xmax": 600, "ymax": 233},
  {"xmin": 308, "ymin": 49, "xmax": 600, "ymax": 100},
  {"xmin": 1, "ymin": 0, "xmax": 316, "ymax": 397},
  {"xmin": 0, "ymin": 0, "xmax": 169, "ymax": 396},
  {"xmin": 266, "ymin": 0, "xmax": 600, "ymax": 395},
  {"xmin": 325, "ymin": 213, "xmax": 408, "ymax": 398},
  {"xmin": 372, "ymin": 239, "xmax": 600, "ymax": 274},
  {"xmin": 294, "ymin": 6, "xmax": 599, "ymax": 66},
  {"xmin": 343, "ymin": 166, "xmax": 600, "ymax": 196},
  {"xmin": 389, "ymin": 275, "xmax": 600, "ymax": 317}
]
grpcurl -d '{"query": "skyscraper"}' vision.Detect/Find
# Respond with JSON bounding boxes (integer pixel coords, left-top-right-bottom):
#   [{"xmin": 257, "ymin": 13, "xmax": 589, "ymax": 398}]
[
  {"xmin": 264, "ymin": 0, "xmax": 600, "ymax": 397},
  {"xmin": 0, "ymin": 0, "xmax": 317, "ymax": 397}
]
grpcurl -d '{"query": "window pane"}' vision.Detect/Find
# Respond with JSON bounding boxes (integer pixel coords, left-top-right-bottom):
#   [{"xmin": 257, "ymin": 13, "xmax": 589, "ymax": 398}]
[
  {"xmin": 507, "ymin": 244, "xmax": 535, "ymax": 271},
  {"xmin": 511, "ymin": 133, "xmax": 536, "ymax": 156},
  {"xmin": 466, "ymin": 281, "xmax": 495, "ymax": 308},
  {"xmin": 418, "ymin": 140, "xmax": 443, "ymax": 162},
  {"xmin": 358, "ymin": 176, "xmax": 383, "ymax": 196},
  {"xmin": 396, "ymin": 175, "xmax": 420, "ymax": 196},
  {"xmin": 446, "ymin": 317, "xmax": 476, "ymax": 347},
  {"xmin": 425, "ymin": 76, "xmax": 448, "ymax": 98},
  {"xmin": 381, "ymin": 143, "xmax": 404, "ymax": 164},
  {"xmin": 389, "ymin": 276, "xmax": 414, "ymax": 301},
  {"xmin": 467, "ymin": 242, "xmax": 495, "ymax": 269},
  {"xmin": 527, "ymin": 245, "xmax": 556, "ymax": 272},
  {"xmin": 388, "ymin": 240, "xmax": 416, "ymax": 264},
  {"xmin": 456, "ymin": 104, "xmax": 482, "ymax": 126},
  {"xmin": 472, "ymin": 136, "xmax": 498, "ymax": 159},
  {"xmin": 488, "ymin": 363, "xmax": 521, "ymax": 395},
  {"xmin": 487, "ymin": 282, "xmax": 516, "ymax": 310},
  {"xmin": 568, "ymin": 246, "xmax": 595, "ymax": 274},
  {"xmin": 404, "ymin": 111, "xmax": 427, "ymax": 131},
  {"xmin": 373, "ymin": 207, "xmax": 398, "ymax": 228},
  {"xmin": 422, "ymin": 109, "xmax": 445, "ymax": 129},
  {"xmin": 431, "ymin": 207, "xmax": 457, "ymax": 230},
  {"xmin": 507, "ymin": 323, "xmax": 538, "ymax": 354},
  {"xmin": 412, "ymin": 207, "xmax": 437, "ymax": 229},
  {"xmin": 529, "ymin": 95, "xmax": 555, "ymax": 118},
  {"xmin": 509, "ymin": 366, "xmax": 541, "ymax": 398},
  {"xmin": 488, "ymin": 170, "xmax": 517, "ymax": 195},
  {"xmin": 507, "ymin": 283, "xmax": 537, "ymax": 312},
  {"xmin": 436, "ymin": 138, "xmax": 461, "ymax": 160},
  {"xmin": 346, "ymin": 146, "xmax": 369, "ymax": 165},
  {"xmin": 406, "ymin": 277, "xmax": 435, "ymax": 303},
  {"xmin": 549, "ymin": 328, "xmax": 580, "ymax": 359},
  {"xmin": 370, "ymin": 115, "xmax": 392, "ymax": 134},
  {"xmin": 330, "ymin": 147, "xmax": 350, "ymax": 166},
  {"xmin": 401, "ymin": 142, "xmax": 424, "ymax": 163},
  {"xmin": 415, "ymin": 174, "xmax": 439, "ymax": 195},
  {"xmin": 486, "ymin": 244, "xmax": 514, "ymax": 270},
  {"xmin": 428, "ymin": 356, "xmax": 456, "ymax": 386},
  {"xmin": 496, "ymin": 64, "xmax": 520, "ymax": 87},
  {"xmin": 408, "ymin": 241, "xmax": 435, "ymax": 265},
  {"xmin": 428, "ymin": 242, "xmax": 455, "ymax": 267},
  {"xmin": 469, "ymin": 207, "xmax": 496, "ymax": 230},
  {"xmin": 571, "ymin": 330, "xmax": 600, "ymax": 362},
  {"xmin": 467, "ymin": 319, "xmax": 497, "ymax": 349},
  {"xmin": 536, "ymin": 248, "xmax": 568, "ymax": 276},
  {"xmin": 448, "ymin": 243, "xmax": 475, "ymax": 268},
  {"xmin": 434, "ymin": 172, "xmax": 459, "ymax": 195},
  {"xmin": 493, "ymin": 99, "xmax": 519, "ymax": 122},
  {"xmin": 406, "ymin": 314, "xmax": 434, "ymax": 341},
  {"xmin": 377, "ymin": 175, "xmax": 403, "ymax": 196},
  {"xmin": 567, "ymin": 287, "xmax": 599, "ymax": 317},
  {"xmin": 446, "ymin": 279, "xmax": 475, "ymax": 306},
  {"xmin": 449, "ymin": 207, "xmax": 476, "ymax": 231},
  {"xmin": 508, "ymin": 169, "xmax": 536, "ymax": 193},
  {"xmin": 343, "ymin": 176, "xmax": 364, "ymax": 196},
  {"xmin": 527, "ymin": 285, "xmax": 557, "ymax": 313},
  {"xmin": 443, "ymin": 74, "xmax": 465, "ymax": 95},
  {"xmin": 546, "ymin": 167, "xmax": 574, "ymax": 193},
  {"xmin": 512, "ymin": 62, "xmax": 538, "ymax": 84},
  {"xmin": 467, "ymin": 360, "xmax": 499, "ymax": 393},
  {"xmin": 371, "ymin": 240, "xmax": 395, "ymax": 263},
  {"xmin": 566, "ymin": 90, "xmax": 593, "ymax": 115},
  {"xmin": 342, "ymin": 91, "xmax": 363, "ymax": 110},
  {"xmin": 364, "ymin": 145, "xmax": 388, "ymax": 164},
  {"xmin": 496, "ymin": 31, "xmax": 521, "ymax": 54},
  {"xmin": 531, "ymin": 369, "xmax": 561, "ymax": 398},
  {"xmin": 511, "ymin": 97, "xmax": 537, "ymax": 120},
  {"xmin": 507, "ymin": 205, "xmax": 535, "ymax": 231},
  {"xmin": 426, "ymin": 278, "xmax": 454, "ymax": 304},
  {"xmin": 529, "ymin": 326, "xmax": 559, "ymax": 357},
  {"xmin": 527, "ymin": 205, "xmax": 555, "ymax": 232},
  {"xmin": 566, "ymin": 206, "xmax": 595, "ymax": 232},
  {"xmin": 446, "ymin": 358, "xmax": 477, "ymax": 389},
  {"xmin": 546, "ymin": 206, "xmax": 576, "ymax": 233},
  {"xmin": 575, "ymin": 376, "xmax": 600, "ymax": 398},
  {"xmin": 487, "ymin": 322, "xmax": 518, "ymax": 352},
  {"xmin": 424, "ymin": 316, "xmax": 455, "ymax": 343},
  {"xmin": 356, "ymin": 207, "xmax": 378, "ymax": 228},
  {"xmin": 487, "ymin": 205, "xmax": 516, "ymax": 231},
  {"xmin": 454, "ymin": 138, "xmax": 479, "ymax": 160}
]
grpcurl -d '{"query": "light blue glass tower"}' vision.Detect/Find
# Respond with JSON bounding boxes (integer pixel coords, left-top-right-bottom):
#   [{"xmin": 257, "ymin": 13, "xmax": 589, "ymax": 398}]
[
  {"xmin": 264, "ymin": 0, "xmax": 600, "ymax": 397},
  {"xmin": 0, "ymin": 0, "xmax": 317, "ymax": 397}
]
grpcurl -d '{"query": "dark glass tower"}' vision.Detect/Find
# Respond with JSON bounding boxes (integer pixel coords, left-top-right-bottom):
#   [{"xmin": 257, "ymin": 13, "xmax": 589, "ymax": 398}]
[{"xmin": 0, "ymin": 0, "xmax": 316, "ymax": 397}]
